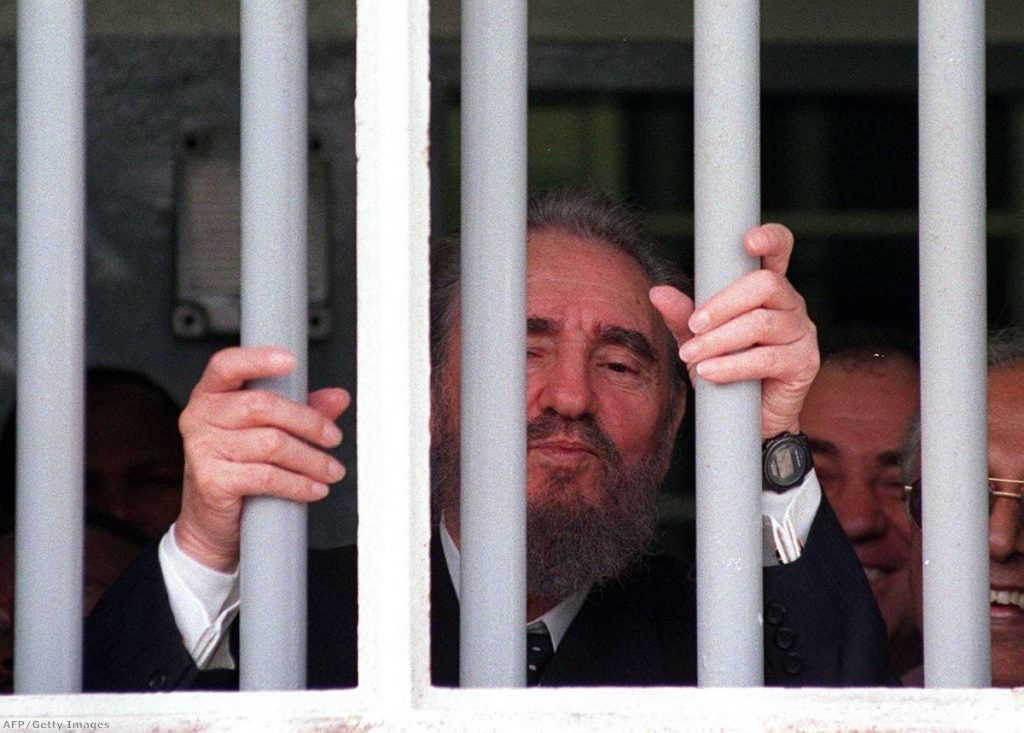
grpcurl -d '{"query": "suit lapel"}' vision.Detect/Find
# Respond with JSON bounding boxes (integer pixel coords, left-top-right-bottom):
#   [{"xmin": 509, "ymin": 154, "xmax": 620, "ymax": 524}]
[
  {"xmin": 540, "ymin": 580, "xmax": 665, "ymax": 687},
  {"xmin": 429, "ymin": 534, "xmax": 461, "ymax": 686}
]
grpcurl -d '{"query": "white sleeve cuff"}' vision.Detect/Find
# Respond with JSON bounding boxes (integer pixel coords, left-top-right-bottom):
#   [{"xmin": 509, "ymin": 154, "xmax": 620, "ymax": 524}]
[
  {"xmin": 158, "ymin": 524, "xmax": 240, "ymax": 669},
  {"xmin": 760, "ymin": 468, "xmax": 821, "ymax": 566}
]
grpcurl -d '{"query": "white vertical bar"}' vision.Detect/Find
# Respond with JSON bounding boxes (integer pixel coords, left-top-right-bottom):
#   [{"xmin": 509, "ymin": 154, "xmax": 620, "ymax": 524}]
[
  {"xmin": 693, "ymin": 0, "xmax": 763, "ymax": 686},
  {"xmin": 460, "ymin": 0, "xmax": 528, "ymax": 688},
  {"xmin": 14, "ymin": 0, "xmax": 86, "ymax": 695},
  {"xmin": 918, "ymin": 0, "xmax": 989, "ymax": 688},
  {"xmin": 238, "ymin": 0, "xmax": 309, "ymax": 690},
  {"xmin": 355, "ymin": 0, "xmax": 432, "ymax": 703}
]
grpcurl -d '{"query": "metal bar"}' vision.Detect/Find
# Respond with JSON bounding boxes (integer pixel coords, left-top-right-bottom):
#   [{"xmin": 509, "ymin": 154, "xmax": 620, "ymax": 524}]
[
  {"xmin": 14, "ymin": 0, "xmax": 86, "ymax": 695},
  {"xmin": 693, "ymin": 0, "xmax": 764, "ymax": 687},
  {"xmin": 238, "ymin": 0, "xmax": 309, "ymax": 691},
  {"xmin": 459, "ymin": 0, "xmax": 528, "ymax": 688},
  {"xmin": 918, "ymin": 0, "xmax": 989, "ymax": 688},
  {"xmin": 355, "ymin": 0, "xmax": 432, "ymax": 703}
]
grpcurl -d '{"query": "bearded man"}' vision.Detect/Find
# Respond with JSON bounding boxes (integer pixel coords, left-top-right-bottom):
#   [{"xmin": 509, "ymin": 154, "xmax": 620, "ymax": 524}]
[{"xmin": 84, "ymin": 190, "xmax": 888, "ymax": 690}]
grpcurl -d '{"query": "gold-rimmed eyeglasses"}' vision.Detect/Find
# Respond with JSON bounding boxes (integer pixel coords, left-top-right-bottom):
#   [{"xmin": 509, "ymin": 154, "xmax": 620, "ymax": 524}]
[{"xmin": 902, "ymin": 477, "xmax": 1024, "ymax": 528}]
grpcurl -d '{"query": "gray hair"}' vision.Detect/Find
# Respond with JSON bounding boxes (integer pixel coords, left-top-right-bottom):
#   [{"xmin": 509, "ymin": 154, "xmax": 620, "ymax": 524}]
[
  {"xmin": 899, "ymin": 327, "xmax": 1024, "ymax": 482},
  {"xmin": 430, "ymin": 188, "xmax": 693, "ymax": 404},
  {"xmin": 818, "ymin": 322, "xmax": 919, "ymax": 367}
]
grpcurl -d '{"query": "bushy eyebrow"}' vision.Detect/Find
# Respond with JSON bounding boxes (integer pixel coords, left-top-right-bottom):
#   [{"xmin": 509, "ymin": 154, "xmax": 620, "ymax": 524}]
[
  {"xmin": 527, "ymin": 317, "xmax": 656, "ymax": 364},
  {"xmin": 527, "ymin": 317, "xmax": 556, "ymax": 335},
  {"xmin": 599, "ymin": 325, "xmax": 656, "ymax": 364},
  {"xmin": 807, "ymin": 438, "xmax": 905, "ymax": 469}
]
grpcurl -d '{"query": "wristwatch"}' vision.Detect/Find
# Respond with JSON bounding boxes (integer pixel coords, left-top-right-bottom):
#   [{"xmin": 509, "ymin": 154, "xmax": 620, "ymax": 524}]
[{"xmin": 762, "ymin": 431, "xmax": 813, "ymax": 493}]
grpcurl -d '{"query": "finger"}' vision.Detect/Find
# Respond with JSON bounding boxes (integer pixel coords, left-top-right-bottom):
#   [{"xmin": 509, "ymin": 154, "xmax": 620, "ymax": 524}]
[
  {"xmin": 649, "ymin": 285, "xmax": 696, "ymax": 349},
  {"xmin": 689, "ymin": 270, "xmax": 803, "ymax": 335},
  {"xmin": 202, "ymin": 426, "xmax": 347, "ymax": 486},
  {"xmin": 183, "ymin": 389, "xmax": 343, "ymax": 448},
  {"xmin": 690, "ymin": 340, "xmax": 818, "ymax": 387},
  {"xmin": 187, "ymin": 457, "xmax": 335, "ymax": 508},
  {"xmin": 308, "ymin": 387, "xmax": 351, "ymax": 421},
  {"xmin": 679, "ymin": 307, "xmax": 809, "ymax": 366},
  {"xmin": 194, "ymin": 346, "xmax": 296, "ymax": 395},
  {"xmin": 744, "ymin": 223, "xmax": 794, "ymax": 277}
]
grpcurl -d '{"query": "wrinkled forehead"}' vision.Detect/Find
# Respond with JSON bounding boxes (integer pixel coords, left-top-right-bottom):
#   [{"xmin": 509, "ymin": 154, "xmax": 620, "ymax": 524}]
[
  {"xmin": 988, "ymin": 364, "xmax": 1024, "ymax": 470},
  {"xmin": 525, "ymin": 230, "xmax": 662, "ymax": 338}
]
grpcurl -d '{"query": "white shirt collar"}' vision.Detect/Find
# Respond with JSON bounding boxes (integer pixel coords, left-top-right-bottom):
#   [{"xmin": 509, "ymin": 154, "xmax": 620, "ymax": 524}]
[{"xmin": 439, "ymin": 517, "xmax": 589, "ymax": 651}]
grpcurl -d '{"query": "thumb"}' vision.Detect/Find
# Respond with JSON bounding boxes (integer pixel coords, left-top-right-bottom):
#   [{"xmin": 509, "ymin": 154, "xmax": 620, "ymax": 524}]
[{"xmin": 649, "ymin": 285, "xmax": 696, "ymax": 350}]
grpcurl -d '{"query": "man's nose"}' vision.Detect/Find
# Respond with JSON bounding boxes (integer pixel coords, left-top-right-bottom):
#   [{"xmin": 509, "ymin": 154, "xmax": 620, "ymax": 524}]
[
  {"xmin": 530, "ymin": 350, "xmax": 594, "ymax": 420},
  {"xmin": 989, "ymin": 496, "xmax": 1024, "ymax": 561},
  {"xmin": 829, "ymin": 480, "xmax": 887, "ymax": 542}
]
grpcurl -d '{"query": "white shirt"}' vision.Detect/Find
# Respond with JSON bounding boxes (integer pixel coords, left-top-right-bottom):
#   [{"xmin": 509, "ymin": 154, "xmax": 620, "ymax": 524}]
[
  {"xmin": 438, "ymin": 520, "xmax": 588, "ymax": 650},
  {"xmin": 159, "ymin": 471, "xmax": 822, "ymax": 668}
]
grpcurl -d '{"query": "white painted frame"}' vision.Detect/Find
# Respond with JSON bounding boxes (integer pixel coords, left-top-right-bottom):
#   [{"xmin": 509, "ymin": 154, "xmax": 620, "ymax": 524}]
[{"xmin": 9, "ymin": 0, "xmax": 1019, "ymax": 727}]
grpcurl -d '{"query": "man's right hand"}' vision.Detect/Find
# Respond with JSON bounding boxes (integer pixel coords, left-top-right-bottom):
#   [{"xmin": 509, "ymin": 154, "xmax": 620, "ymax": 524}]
[{"xmin": 173, "ymin": 347, "xmax": 351, "ymax": 571}]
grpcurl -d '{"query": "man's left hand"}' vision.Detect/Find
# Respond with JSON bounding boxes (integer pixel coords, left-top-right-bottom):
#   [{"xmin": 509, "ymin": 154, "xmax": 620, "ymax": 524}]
[{"xmin": 649, "ymin": 223, "xmax": 819, "ymax": 438}]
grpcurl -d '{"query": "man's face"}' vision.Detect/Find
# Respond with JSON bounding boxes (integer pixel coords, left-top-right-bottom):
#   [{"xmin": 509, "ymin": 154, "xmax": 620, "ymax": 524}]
[
  {"xmin": 984, "ymin": 364, "xmax": 1024, "ymax": 686},
  {"xmin": 908, "ymin": 363, "xmax": 1024, "ymax": 686},
  {"xmin": 433, "ymin": 229, "xmax": 683, "ymax": 600},
  {"xmin": 522, "ymin": 230, "xmax": 680, "ymax": 506},
  {"xmin": 0, "ymin": 526, "xmax": 140, "ymax": 694},
  {"xmin": 86, "ymin": 382, "xmax": 183, "ymax": 539},
  {"xmin": 800, "ymin": 357, "xmax": 918, "ymax": 639}
]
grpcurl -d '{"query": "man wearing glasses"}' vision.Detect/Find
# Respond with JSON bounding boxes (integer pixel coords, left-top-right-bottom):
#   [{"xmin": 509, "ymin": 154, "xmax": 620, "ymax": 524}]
[
  {"xmin": 800, "ymin": 325, "xmax": 921, "ymax": 680},
  {"xmin": 901, "ymin": 329, "xmax": 1024, "ymax": 686}
]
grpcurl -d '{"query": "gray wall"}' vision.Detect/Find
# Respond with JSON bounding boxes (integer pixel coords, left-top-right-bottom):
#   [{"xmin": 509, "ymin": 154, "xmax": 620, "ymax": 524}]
[{"xmin": 0, "ymin": 38, "xmax": 358, "ymax": 546}]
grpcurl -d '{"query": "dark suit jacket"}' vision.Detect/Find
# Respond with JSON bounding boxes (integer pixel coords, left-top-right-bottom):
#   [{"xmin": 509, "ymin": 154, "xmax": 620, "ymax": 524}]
[{"xmin": 84, "ymin": 496, "xmax": 890, "ymax": 691}]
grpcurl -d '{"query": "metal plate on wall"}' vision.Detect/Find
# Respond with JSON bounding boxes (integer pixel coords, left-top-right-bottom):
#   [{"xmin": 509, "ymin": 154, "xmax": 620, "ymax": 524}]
[{"xmin": 173, "ymin": 126, "xmax": 331, "ymax": 339}]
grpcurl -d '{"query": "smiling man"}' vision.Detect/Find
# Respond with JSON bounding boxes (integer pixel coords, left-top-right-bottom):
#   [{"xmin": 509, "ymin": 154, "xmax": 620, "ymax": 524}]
[
  {"xmin": 85, "ymin": 189, "xmax": 889, "ymax": 691},
  {"xmin": 902, "ymin": 329, "xmax": 1024, "ymax": 686},
  {"xmin": 800, "ymin": 326, "xmax": 920, "ymax": 677}
]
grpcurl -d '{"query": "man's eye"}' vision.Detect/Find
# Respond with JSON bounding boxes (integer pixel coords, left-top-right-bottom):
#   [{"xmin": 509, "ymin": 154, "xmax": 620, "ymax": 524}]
[
  {"xmin": 878, "ymin": 482, "xmax": 907, "ymax": 502},
  {"xmin": 604, "ymin": 362, "xmax": 635, "ymax": 374}
]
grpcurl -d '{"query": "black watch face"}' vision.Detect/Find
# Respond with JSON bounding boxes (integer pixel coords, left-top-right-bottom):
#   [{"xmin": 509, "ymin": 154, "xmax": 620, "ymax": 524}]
[{"xmin": 765, "ymin": 439, "xmax": 807, "ymax": 488}]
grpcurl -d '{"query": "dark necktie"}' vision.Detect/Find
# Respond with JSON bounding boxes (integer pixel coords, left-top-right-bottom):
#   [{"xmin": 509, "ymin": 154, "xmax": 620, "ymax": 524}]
[{"xmin": 526, "ymin": 625, "xmax": 554, "ymax": 687}]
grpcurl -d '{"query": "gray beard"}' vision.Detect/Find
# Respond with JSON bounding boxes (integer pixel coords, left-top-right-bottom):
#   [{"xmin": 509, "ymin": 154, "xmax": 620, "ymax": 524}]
[{"xmin": 431, "ymin": 410, "xmax": 671, "ymax": 602}]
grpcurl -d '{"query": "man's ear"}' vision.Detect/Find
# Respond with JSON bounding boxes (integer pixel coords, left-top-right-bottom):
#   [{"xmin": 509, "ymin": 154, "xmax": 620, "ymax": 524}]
[{"xmin": 671, "ymin": 384, "xmax": 687, "ymax": 434}]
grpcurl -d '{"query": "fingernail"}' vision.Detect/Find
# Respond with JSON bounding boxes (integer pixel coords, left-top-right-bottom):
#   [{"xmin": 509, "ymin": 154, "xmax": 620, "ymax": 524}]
[
  {"xmin": 327, "ymin": 458, "xmax": 345, "ymax": 481},
  {"xmin": 696, "ymin": 361, "xmax": 716, "ymax": 379},
  {"xmin": 690, "ymin": 310, "xmax": 709, "ymax": 333},
  {"xmin": 323, "ymin": 423, "xmax": 342, "ymax": 446},
  {"xmin": 679, "ymin": 341, "xmax": 697, "ymax": 362},
  {"xmin": 267, "ymin": 350, "xmax": 295, "ymax": 368},
  {"xmin": 311, "ymin": 482, "xmax": 330, "ymax": 499}
]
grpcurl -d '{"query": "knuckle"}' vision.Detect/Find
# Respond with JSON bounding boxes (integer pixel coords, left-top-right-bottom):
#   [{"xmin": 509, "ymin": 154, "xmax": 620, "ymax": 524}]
[
  {"xmin": 248, "ymin": 464, "xmax": 278, "ymax": 494},
  {"xmin": 243, "ymin": 390, "xmax": 274, "ymax": 423},
  {"xmin": 762, "ymin": 348, "xmax": 783, "ymax": 376},
  {"xmin": 805, "ymin": 317, "xmax": 818, "ymax": 343},
  {"xmin": 186, "ymin": 464, "xmax": 221, "ymax": 499},
  {"xmin": 178, "ymin": 409, "xmax": 196, "ymax": 435},
  {"xmin": 179, "ymin": 395, "xmax": 208, "ymax": 434},
  {"xmin": 256, "ymin": 428, "xmax": 288, "ymax": 460},
  {"xmin": 755, "ymin": 309, "xmax": 774, "ymax": 341},
  {"xmin": 206, "ymin": 349, "xmax": 233, "ymax": 381}
]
